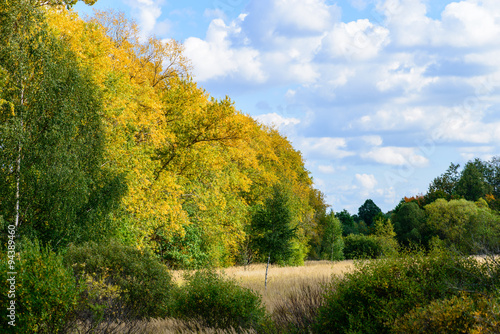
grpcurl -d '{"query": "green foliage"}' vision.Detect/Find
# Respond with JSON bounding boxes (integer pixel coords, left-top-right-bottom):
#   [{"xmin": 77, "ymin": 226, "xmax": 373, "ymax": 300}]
[
  {"xmin": 154, "ymin": 223, "xmax": 210, "ymax": 269},
  {"xmin": 343, "ymin": 234, "xmax": 381, "ymax": 259},
  {"xmin": 336, "ymin": 209, "xmax": 356, "ymax": 236},
  {"xmin": 314, "ymin": 250, "xmax": 488, "ymax": 334},
  {"xmin": 172, "ymin": 270, "xmax": 268, "ymax": 330},
  {"xmin": 392, "ymin": 201, "xmax": 427, "ymax": 246},
  {"xmin": 343, "ymin": 232, "xmax": 397, "ymax": 259},
  {"xmin": 250, "ymin": 184, "xmax": 298, "ymax": 265},
  {"xmin": 424, "ymin": 199, "xmax": 500, "ymax": 254},
  {"xmin": 456, "ymin": 161, "xmax": 493, "ymax": 201},
  {"xmin": 0, "ymin": 0, "xmax": 125, "ymax": 249},
  {"xmin": 357, "ymin": 199, "xmax": 382, "ymax": 226},
  {"xmin": 392, "ymin": 294, "xmax": 500, "ymax": 334},
  {"xmin": 320, "ymin": 212, "xmax": 344, "ymax": 261},
  {"xmin": 428, "ymin": 162, "xmax": 461, "ymax": 198},
  {"xmin": 0, "ymin": 239, "xmax": 81, "ymax": 333},
  {"xmin": 63, "ymin": 240, "xmax": 174, "ymax": 319}
]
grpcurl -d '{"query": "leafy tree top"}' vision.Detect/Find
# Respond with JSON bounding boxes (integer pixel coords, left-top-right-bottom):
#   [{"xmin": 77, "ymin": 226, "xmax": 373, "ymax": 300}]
[{"xmin": 358, "ymin": 199, "xmax": 382, "ymax": 226}]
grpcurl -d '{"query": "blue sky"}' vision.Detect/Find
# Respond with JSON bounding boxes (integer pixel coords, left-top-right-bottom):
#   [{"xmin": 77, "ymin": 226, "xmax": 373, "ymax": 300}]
[{"xmin": 74, "ymin": 0, "xmax": 500, "ymax": 214}]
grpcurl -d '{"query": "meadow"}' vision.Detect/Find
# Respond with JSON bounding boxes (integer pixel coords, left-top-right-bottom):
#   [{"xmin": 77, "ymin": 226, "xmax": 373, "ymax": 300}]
[{"xmin": 145, "ymin": 260, "xmax": 354, "ymax": 333}]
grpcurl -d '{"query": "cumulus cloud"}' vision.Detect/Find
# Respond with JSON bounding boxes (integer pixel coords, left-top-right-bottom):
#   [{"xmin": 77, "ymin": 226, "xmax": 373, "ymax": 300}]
[
  {"xmin": 356, "ymin": 173, "xmax": 377, "ymax": 190},
  {"xmin": 183, "ymin": 15, "xmax": 267, "ymax": 83},
  {"xmin": 319, "ymin": 20, "xmax": 390, "ymax": 61},
  {"xmin": 128, "ymin": 0, "xmax": 164, "ymax": 39},
  {"xmin": 297, "ymin": 137, "xmax": 355, "ymax": 160},
  {"xmin": 177, "ymin": 0, "xmax": 500, "ymax": 212},
  {"xmin": 318, "ymin": 165, "xmax": 336, "ymax": 174},
  {"xmin": 361, "ymin": 147, "xmax": 429, "ymax": 167},
  {"xmin": 255, "ymin": 113, "xmax": 300, "ymax": 128},
  {"xmin": 378, "ymin": 0, "xmax": 500, "ymax": 47}
]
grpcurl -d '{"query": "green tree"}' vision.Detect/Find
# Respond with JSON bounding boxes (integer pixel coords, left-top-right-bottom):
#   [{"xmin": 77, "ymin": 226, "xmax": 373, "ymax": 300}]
[
  {"xmin": 336, "ymin": 209, "xmax": 356, "ymax": 236},
  {"xmin": 35, "ymin": 0, "xmax": 97, "ymax": 8},
  {"xmin": 0, "ymin": 0, "xmax": 124, "ymax": 248},
  {"xmin": 358, "ymin": 199, "xmax": 382, "ymax": 226},
  {"xmin": 392, "ymin": 201, "xmax": 427, "ymax": 246},
  {"xmin": 428, "ymin": 162, "xmax": 461, "ymax": 198},
  {"xmin": 250, "ymin": 184, "xmax": 298, "ymax": 265},
  {"xmin": 424, "ymin": 199, "xmax": 500, "ymax": 253},
  {"xmin": 456, "ymin": 161, "xmax": 492, "ymax": 201},
  {"xmin": 320, "ymin": 211, "xmax": 344, "ymax": 261}
]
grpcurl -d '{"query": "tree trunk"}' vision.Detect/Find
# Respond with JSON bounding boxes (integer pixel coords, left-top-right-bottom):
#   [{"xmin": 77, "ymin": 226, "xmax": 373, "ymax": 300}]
[
  {"xmin": 265, "ymin": 251, "xmax": 271, "ymax": 290},
  {"xmin": 15, "ymin": 86, "xmax": 24, "ymax": 229}
]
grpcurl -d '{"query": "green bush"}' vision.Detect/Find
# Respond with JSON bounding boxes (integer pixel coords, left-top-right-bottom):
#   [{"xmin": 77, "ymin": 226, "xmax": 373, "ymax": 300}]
[
  {"xmin": 343, "ymin": 234, "xmax": 382, "ymax": 259},
  {"xmin": 343, "ymin": 233, "xmax": 398, "ymax": 259},
  {"xmin": 0, "ymin": 239, "xmax": 81, "ymax": 333},
  {"xmin": 172, "ymin": 270, "xmax": 268, "ymax": 330},
  {"xmin": 63, "ymin": 239, "xmax": 174, "ymax": 319},
  {"xmin": 392, "ymin": 294, "xmax": 500, "ymax": 334},
  {"xmin": 314, "ymin": 250, "xmax": 488, "ymax": 334}
]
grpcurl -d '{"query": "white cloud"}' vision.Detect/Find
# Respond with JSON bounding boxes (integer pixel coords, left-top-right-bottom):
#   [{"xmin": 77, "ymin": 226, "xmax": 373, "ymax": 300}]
[
  {"xmin": 243, "ymin": 0, "xmax": 341, "ymax": 40},
  {"xmin": 318, "ymin": 165, "xmax": 336, "ymax": 174},
  {"xmin": 183, "ymin": 16, "xmax": 267, "ymax": 83},
  {"xmin": 255, "ymin": 113, "xmax": 300, "ymax": 128},
  {"xmin": 320, "ymin": 20, "xmax": 390, "ymax": 61},
  {"xmin": 377, "ymin": 0, "xmax": 500, "ymax": 48},
  {"xmin": 361, "ymin": 147, "xmax": 429, "ymax": 167},
  {"xmin": 362, "ymin": 135, "xmax": 383, "ymax": 146},
  {"xmin": 356, "ymin": 173, "xmax": 377, "ymax": 190},
  {"xmin": 297, "ymin": 137, "xmax": 355, "ymax": 159},
  {"xmin": 174, "ymin": 0, "xmax": 500, "ymax": 212},
  {"xmin": 376, "ymin": 57, "xmax": 437, "ymax": 93},
  {"xmin": 128, "ymin": 0, "xmax": 164, "ymax": 39}
]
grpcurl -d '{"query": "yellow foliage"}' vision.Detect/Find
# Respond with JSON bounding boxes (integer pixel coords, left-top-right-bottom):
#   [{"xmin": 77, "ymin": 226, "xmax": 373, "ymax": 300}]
[{"xmin": 45, "ymin": 7, "xmax": 321, "ymax": 266}]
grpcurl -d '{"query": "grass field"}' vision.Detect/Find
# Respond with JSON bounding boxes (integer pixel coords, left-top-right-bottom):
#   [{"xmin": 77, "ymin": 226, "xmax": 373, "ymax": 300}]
[
  {"xmin": 142, "ymin": 260, "xmax": 356, "ymax": 333},
  {"xmin": 172, "ymin": 260, "xmax": 354, "ymax": 312},
  {"xmin": 221, "ymin": 260, "xmax": 354, "ymax": 312}
]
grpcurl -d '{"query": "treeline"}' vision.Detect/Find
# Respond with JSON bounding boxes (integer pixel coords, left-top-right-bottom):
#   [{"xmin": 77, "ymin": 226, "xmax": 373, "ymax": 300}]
[
  {"xmin": 0, "ymin": 0, "xmax": 332, "ymax": 268},
  {"xmin": 332, "ymin": 156, "xmax": 500, "ymax": 259}
]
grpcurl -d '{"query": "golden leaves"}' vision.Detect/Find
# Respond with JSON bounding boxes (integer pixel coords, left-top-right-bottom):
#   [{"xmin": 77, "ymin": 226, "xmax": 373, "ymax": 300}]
[{"xmin": 45, "ymin": 7, "xmax": 320, "ymax": 265}]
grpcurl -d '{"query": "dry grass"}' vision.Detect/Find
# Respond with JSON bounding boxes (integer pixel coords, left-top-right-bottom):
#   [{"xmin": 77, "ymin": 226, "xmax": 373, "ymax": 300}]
[
  {"xmin": 141, "ymin": 318, "xmax": 257, "ymax": 334},
  {"xmin": 220, "ymin": 260, "xmax": 353, "ymax": 312},
  {"xmin": 173, "ymin": 260, "xmax": 353, "ymax": 312},
  {"xmin": 143, "ymin": 260, "xmax": 354, "ymax": 333}
]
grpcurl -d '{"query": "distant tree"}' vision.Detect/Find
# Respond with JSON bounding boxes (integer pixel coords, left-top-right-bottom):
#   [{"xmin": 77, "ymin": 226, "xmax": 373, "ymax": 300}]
[
  {"xmin": 456, "ymin": 161, "xmax": 492, "ymax": 201},
  {"xmin": 392, "ymin": 201, "xmax": 427, "ymax": 247},
  {"xmin": 485, "ymin": 157, "xmax": 500, "ymax": 198},
  {"xmin": 250, "ymin": 184, "xmax": 298, "ymax": 288},
  {"xmin": 320, "ymin": 211, "xmax": 344, "ymax": 261},
  {"xmin": 424, "ymin": 199, "xmax": 500, "ymax": 254},
  {"xmin": 358, "ymin": 199, "xmax": 382, "ymax": 226},
  {"xmin": 336, "ymin": 209, "xmax": 356, "ymax": 236},
  {"xmin": 250, "ymin": 184, "xmax": 297, "ymax": 265},
  {"xmin": 307, "ymin": 189, "xmax": 330, "ymax": 259},
  {"xmin": 428, "ymin": 163, "xmax": 461, "ymax": 197}
]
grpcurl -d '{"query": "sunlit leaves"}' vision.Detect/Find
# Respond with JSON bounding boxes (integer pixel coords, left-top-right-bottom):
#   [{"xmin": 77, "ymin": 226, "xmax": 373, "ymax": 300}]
[{"xmin": 41, "ymin": 6, "xmax": 323, "ymax": 266}]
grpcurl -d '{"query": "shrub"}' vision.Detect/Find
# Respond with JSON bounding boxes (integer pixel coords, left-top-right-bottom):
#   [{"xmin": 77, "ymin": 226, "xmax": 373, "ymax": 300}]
[
  {"xmin": 63, "ymin": 239, "xmax": 174, "ymax": 319},
  {"xmin": 343, "ymin": 234, "xmax": 382, "ymax": 259},
  {"xmin": 343, "ymin": 233, "xmax": 398, "ymax": 260},
  {"xmin": 172, "ymin": 270, "xmax": 268, "ymax": 330},
  {"xmin": 314, "ymin": 250, "xmax": 488, "ymax": 334},
  {"xmin": 392, "ymin": 294, "xmax": 500, "ymax": 334},
  {"xmin": 0, "ymin": 239, "xmax": 81, "ymax": 333}
]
